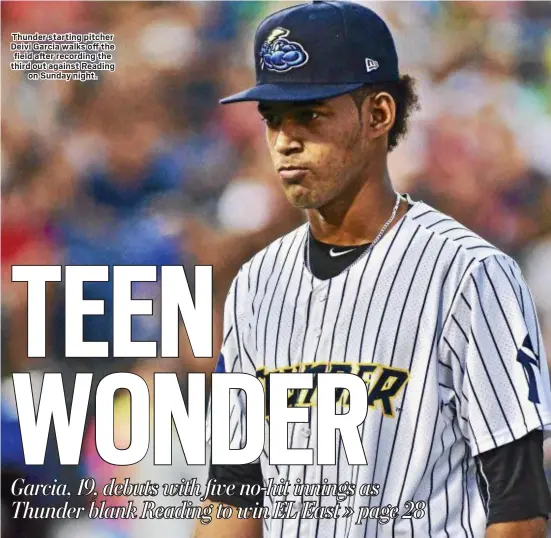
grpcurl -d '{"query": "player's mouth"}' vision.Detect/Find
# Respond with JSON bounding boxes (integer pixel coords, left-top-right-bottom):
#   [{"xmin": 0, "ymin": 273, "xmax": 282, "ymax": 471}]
[{"xmin": 277, "ymin": 166, "xmax": 309, "ymax": 182}]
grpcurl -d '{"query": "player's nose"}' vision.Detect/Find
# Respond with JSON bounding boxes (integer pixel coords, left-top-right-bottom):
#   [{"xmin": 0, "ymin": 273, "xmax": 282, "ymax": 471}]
[{"xmin": 273, "ymin": 120, "xmax": 302, "ymax": 155}]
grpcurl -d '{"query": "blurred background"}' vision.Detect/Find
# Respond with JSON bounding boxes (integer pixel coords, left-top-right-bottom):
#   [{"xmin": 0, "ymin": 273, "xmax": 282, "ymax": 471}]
[{"xmin": 1, "ymin": 1, "xmax": 551, "ymax": 537}]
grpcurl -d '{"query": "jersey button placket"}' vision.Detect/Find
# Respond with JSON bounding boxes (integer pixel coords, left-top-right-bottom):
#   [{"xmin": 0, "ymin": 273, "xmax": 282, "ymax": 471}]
[
  {"xmin": 304, "ymin": 281, "xmax": 327, "ymax": 536},
  {"xmin": 307, "ymin": 421, "xmax": 319, "ymax": 538},
  {"xmin": 310, "ymin": 282, "xmax": 329, "ymax": 340}
]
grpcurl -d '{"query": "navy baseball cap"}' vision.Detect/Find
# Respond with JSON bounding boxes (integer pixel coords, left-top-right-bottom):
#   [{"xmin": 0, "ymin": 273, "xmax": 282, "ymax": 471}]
[{"xmin": 220, "ymin": 0, "xmax": 399, "ymax": 104}]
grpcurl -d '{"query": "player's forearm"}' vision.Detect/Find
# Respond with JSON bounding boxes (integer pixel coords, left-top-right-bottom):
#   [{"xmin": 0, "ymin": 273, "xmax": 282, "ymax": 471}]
[
  {"xmin": 193, "ymin": 502, "xmax": 263, "ymax": 538},
  {"xmin": 486, "ymin": 517, "xmax": 547, "ymax": 538}
]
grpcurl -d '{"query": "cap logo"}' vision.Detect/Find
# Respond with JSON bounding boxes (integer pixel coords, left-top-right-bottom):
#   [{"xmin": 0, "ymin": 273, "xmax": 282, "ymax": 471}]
[
  {"xmin": 260, "ymin": 27, "xmax": 309, "ymax": 72},
  {"xmin": 365, "ymin": 58, "xmax": 379, "ymax": 73}
]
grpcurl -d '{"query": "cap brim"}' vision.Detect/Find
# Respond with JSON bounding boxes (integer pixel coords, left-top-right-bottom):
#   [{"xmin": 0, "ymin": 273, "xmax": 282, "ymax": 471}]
[{"xmin": 219, "ymin": 82, "xmax": 365, "ymax": 104}]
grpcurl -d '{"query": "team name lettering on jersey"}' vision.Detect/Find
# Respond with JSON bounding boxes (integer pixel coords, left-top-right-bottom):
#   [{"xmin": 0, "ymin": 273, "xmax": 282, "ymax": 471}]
[{"xmin": 257, "ymin": 362, "xmax": 409, "ymax": 419}]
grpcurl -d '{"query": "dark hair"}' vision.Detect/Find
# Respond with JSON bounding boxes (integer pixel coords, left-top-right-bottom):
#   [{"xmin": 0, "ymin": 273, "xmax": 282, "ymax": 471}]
[{"xmin": 350, "ymin": 74, "xmax": 420, "ymax": 153}]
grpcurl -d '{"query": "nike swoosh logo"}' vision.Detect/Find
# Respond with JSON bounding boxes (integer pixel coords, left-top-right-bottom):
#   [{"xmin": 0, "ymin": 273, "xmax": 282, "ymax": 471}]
[{"xmin": 329, "ymin": 247, "xmax": 356, "ymax": 258}]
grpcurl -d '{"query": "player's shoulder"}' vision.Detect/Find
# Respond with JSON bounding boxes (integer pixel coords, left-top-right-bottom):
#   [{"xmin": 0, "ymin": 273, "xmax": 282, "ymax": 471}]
[
  {"xmin": 406, "ymin": 197, "xmax": 521, "ymax": 281},
  {"xmin": 408, "ymin": 198, "xmax": 506, "ymax": 260},
  {"xmin": 232, "ymin": 222, "xmax": 308, "ymax": 294}
]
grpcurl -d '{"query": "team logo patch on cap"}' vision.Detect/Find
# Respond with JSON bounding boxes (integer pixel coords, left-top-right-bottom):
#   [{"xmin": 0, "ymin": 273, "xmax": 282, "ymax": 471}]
[{"xmin": 260, "ymin": 27, "xmax": 309, "ymax": 72}]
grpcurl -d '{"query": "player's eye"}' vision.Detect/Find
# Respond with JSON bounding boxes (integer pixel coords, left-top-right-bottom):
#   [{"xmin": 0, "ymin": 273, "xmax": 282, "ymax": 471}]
[
  {"xmin": 295, "ymin": 110, "xmax": 320, "ymax": 124},
  {"xmin": 261, "ymin": 113, "xmax": 282, "ymax": 129},
  {"xmin": 260, "ymin": 109, "xmax": 319, "ymax": 129}
]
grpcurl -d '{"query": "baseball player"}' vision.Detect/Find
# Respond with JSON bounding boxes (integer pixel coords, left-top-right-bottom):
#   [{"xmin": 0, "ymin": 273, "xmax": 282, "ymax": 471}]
[{"xmin": 195, "ymin": 2, "xmax": 551, "ymax": 537}]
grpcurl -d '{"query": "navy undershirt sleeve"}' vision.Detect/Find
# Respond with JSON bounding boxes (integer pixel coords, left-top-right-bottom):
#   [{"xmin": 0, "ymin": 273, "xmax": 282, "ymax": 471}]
[
  {"xmin": 206, "ymin": 462, "xmax": 264, "ymax": 508},
  {"xmin": 476, "ymin": 429, "xmax": 551, "ymax": 526}
]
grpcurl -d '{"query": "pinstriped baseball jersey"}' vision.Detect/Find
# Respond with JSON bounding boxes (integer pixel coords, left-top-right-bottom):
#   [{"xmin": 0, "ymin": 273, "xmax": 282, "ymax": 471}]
[{"xmin": 212, "ymin": 196, "xmax": 551, "ymax": 537}]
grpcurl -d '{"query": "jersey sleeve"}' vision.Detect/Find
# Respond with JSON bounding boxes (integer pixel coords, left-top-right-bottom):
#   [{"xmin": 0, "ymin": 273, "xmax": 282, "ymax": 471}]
[
  {"xmin": 206, "ymin": 275, "xmax": 249, "ymax": 451},
  {"xmin": 441, "ymin": 254, "xmax": 551, "ymax": 456}
]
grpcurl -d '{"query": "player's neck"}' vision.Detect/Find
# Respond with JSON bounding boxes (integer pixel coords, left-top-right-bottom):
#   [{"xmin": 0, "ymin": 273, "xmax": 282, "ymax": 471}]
[{"xmin": 306, "ymin": 169, "xmax": 404, "ymax": 246}]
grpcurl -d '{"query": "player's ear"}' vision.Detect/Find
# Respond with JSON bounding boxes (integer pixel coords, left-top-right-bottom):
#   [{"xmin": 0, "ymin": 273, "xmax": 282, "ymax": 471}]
[{"xmin": 366, "ymin": 91, "xmax": 396, "ymax": 139}]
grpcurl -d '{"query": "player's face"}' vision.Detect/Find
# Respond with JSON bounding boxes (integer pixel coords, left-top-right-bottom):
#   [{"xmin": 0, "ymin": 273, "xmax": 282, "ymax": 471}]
[{"xmin": 258, "ymin": 94, "xmax": 375, "ymax": 209}]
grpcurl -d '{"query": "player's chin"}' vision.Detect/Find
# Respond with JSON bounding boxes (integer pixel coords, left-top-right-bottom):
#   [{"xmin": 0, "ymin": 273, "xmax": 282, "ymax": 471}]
[{"xmin": 284, "ymin": 184, "xmax": 322, "ymax": 209}]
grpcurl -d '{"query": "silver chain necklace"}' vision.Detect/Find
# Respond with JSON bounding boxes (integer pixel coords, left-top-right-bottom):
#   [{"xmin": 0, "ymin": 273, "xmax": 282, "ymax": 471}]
[{"xmin": 306, "ymin": 192, "xmax": 403, "ymax": 273}]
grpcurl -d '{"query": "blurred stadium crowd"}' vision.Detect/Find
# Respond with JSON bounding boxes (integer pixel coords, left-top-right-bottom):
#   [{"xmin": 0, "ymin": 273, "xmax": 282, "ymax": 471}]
[{"xmin": 2, "ymin": 2, "xmax": 551, "ymax": 538}]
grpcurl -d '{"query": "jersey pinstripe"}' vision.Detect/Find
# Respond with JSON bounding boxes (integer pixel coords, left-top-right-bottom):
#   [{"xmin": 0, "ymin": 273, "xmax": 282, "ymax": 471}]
[{"xmin": 210, "ymin": 197, "xmax": 551, "ymax": 537}]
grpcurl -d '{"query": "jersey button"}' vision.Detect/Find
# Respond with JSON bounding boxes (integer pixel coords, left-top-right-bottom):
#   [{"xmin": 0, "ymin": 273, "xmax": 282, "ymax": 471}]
[
  {"xmin": 302, "ymin": 428, "xmax": 311, "ymax": 437},
  {"xmin": 314, "ymin": 329, "xmax": 321, "ymax": 337},
  {"xmin": 319, "ymin": 294, "xmax": 328, "ymax": 302}
]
